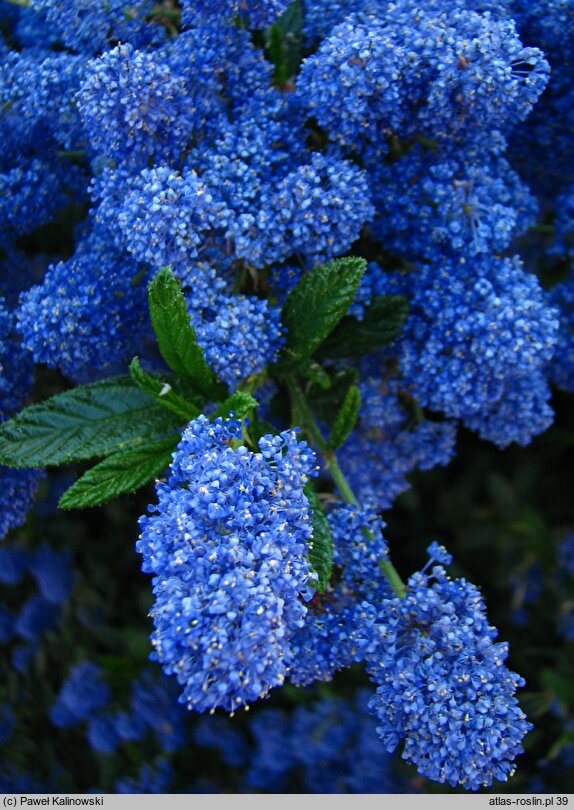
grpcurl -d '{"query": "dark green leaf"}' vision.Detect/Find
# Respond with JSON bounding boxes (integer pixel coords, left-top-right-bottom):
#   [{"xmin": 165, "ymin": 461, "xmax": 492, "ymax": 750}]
[
  {"xmin": 0, "ymin": 377, "xmax": 182, "ymax": 468},
  {"xmin": 266, "ymin": 0, "xmax": 303, "ymax": 84},
  {"xmin": 148, "ymin": 266, "xmax": 227, "ymax": 399},
  {"xmin": 306, "ymin": 368, "xmax": 360, "ymax": 430},
  {"xmin": 279, "ymin": 257, "xmax": 366, "ymax": 369},
  {"xmin": 59, "ymin": 436, "xmax": 179, "ymax": 510},
  {"xmin": 318, "ymin": 295, "xmax": 409, "ymax": 359},
  {"xmin": 300, "ymin": 360, "xmax": 331, "ymax": 390},
  {"xmin": 304, "ymin": 482, "xmax": 334, "ymax": 593},
  {"xmin": 540, "ymin": 669, "xmax": 574, "ymax": 705},
  {"xmin": 214, "ymin": 391, "xmax": 258, "ymax": 421},
  {"xmin": 328, "ymin": 384, "xmax": 361, "ymax": 450},
  {"xmin": 129, "ymin": 357, "xmax": 201, "ymax": 422}
]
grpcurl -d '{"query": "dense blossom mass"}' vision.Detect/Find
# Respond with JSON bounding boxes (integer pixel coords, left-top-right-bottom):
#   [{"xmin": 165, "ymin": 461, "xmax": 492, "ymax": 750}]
[
  {"xmin": 365, "ymin": 566, "xmax": 532, "ymax": 789},
  {"xmin": 137, "ymin": 416, "xmax": 317, "ymax": 713},
  {"xmin": 0, "ymin": 0, "xmax": 573, "ymax": 794}
]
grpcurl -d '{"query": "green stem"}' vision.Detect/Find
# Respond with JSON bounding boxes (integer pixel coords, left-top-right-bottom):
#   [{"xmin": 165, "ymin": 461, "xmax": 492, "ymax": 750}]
[
  {"xmin": 380, "ymin": 559, "xmax": 408, "ymax": 600},
  {"xmin": 238, "ymin": 369, "xmax": 267, "ymax": 396},
  {"xmin": 287, "ymin": 376, "xmax": 407, "ymax": 599}
]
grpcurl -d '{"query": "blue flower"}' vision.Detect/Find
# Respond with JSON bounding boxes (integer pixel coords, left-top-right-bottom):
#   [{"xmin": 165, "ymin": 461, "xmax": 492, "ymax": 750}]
[
  {"xmin": 137, "ymin": 415, "xmax": 317, "ymax": 712},
  {"xmin": 181, "ymin": 0, "xmax": 291, "ymax": 30},
  {"xmin": 17, "ymin": 226, "xmax": 149, "ymax": 381},
  {"xmin": 117, "ymin": 166, "xmax": 230, "ymax": 269},
  {"xmin": 77, "ymin": 43, "xmax": 196, "ymax": 168},
  {"xmin": 289, "ymin": 505, "xmax": 390, "ymax": 686},
  {"xmin": 298, "ymin": 5, "xmax": 549, "ymax": 150},
  {"xmin": 365, "ymin": 566, "xmax": 532, "ymax": 790},
  {"xmin": 425, "ymin": 542, "xmax": 453, "ymax": 568},
  {"xmin": 390, "ymin": 255, "xmax": 558, "ymax": 444},
  {"xmin": 50, "ymin": 662, "xmax": 110, "ymax": 728},
  {"xmin": 28, "ymin": 545, "xmax": 74, "ymax": 605}
]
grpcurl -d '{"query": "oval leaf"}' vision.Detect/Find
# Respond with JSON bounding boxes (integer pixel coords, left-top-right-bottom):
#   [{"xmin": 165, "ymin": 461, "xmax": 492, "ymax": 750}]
[{"xmin": 148, "ymin": 266, "xmax": 227, "ymax": 400}]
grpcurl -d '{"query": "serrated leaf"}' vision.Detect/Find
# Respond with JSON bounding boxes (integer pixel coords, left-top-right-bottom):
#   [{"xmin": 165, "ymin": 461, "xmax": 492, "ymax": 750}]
[
  {"xmin": 328, "ymin": 384, "xmax": 361, "ymax": 450},
  {"xmin": 300, "ymin": 360, "xmax": 331, "ymax": 390},
  {"xmin": 304, "ymin": 482, "xmax": 334, "ymax": 593},
  {"xmin": 279, "ymin": 257, "xmax": 366, "ymax": 369},
  {"xmin": 59, "ymin": 436, "xmax": 179, "ymax": 510},
  {"xmin": 318, "ymin": 295, "xmax": 409, "ymax": 359},
  {"xmin": 148, "ymin": 266, "xmax": 227, "ymax": 400},
  {"xmin": 0, "ymin": 377, "xmax": 182, "ymax": 468},
  {"xmin": 214, "ymin": 391, "xmax": 258, "ymax": 421},
  {"xmin": 306, "ymin": 368, "xmax": 360, "ymax": 430},
  {"xmin": 130, "ymin": 357, "xmax": 201, "ymax": 422}
]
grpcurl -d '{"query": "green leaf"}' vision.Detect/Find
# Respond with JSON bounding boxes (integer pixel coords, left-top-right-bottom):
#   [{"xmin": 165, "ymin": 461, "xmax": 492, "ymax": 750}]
[
  {"xmin": 304, "ymin": 482, "xmax": 334, "ymax": 593},
  {"xmin": 540, "ymin": 669, "xmax": 574, "ymax": 705},
  {"xmin": 214, "ymin": 391, "xmax": 258, "ymax": 421},
  {"xmin": 318, "ymin": 295, "xmax": 410, "ymax": 359},
  {"xmin": 306, "ymin": 368, "xmax": 360, "ymax": 430},
  {"xmin": 300, "ymin": 360, "xmax": 331, "ymax": 390},
  {"xmin": 266, "ymin": 0, "xmax": 303, "ymax": 84},
  {"xmin": 279, "ymin": 257, "xmax": 366, "ymax": 369},
  {"xmin": 129, "ymin": 357, "xmax": 201, "ymax": 422},
  {"xmin": 59, "ymin": 436, "xmax": 179, "ymax": 510},
  {"xmin": 148, "ymin": 266, "xmax": 227, "ymax": 400},
  {"xmin": 328, "ymin": 384, "xmax": 361, "ymax": 450},
  {"xmin": 0, "ymin": 377, "xmax": 182, "ymax": 468}
]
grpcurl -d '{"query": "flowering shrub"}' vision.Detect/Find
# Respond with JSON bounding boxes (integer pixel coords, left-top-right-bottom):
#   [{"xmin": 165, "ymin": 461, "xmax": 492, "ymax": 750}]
[{"xmin": 1, "ymin": 0, "xmax": 574, "ymax": 795}]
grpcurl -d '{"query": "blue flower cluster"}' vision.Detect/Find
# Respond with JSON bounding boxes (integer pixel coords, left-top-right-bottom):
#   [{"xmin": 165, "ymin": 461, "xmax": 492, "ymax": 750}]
[
  {"xmin": 27, "ymin": 0, "xmax": 162, "ymax": 54},
  {"xmin": 196, "ymin": 689, "xmax": 404, "ymax": 793},
  {"xmin": 0, "ymin": 542, "xmax": 74, "ymax": 670},
  {"xmin": 365, "ymin": 564, "xmax": 533, "ymax": 790},
  {"xmin": 137, "ymin": 416, "xmax": 317, "ymax": 713},
  {"xmin": 340, "ymin": 365, "xmax": 457, "ymax": 509},
  {"xmin": 116, "ymin": 166, "xmax": 229, "ymax": 269},
  {"xmin": 1, "ymin": 0, "xmax": 568, "ymax": 791},
  {"xmin": 297, "ymin": 3, "xmax": 549, "ymax": 150},
  {"xmin": 369, "ymin": 137, "xmax": 538, "ymax": 261},
  {"xmin": 388, "ymin": 256, "xmax": 558, "ymax": 446},
  {"xmin": 0, "ymin": 299, "xmax": 44, "ymax": 539},
  {"xmin": 17, "ymin": 226, "xmax": 150, "ymax": 381},
  {"xmin": 77, "ymin": 44, "xmax": 198, "ymax": 168},
  {"xmin": 289, "ymin": 504, "xmax": 390, "ymax": 686},
  {"xmin": 181, "ymin": 0, "xmax": 291, "ymax": 29},
  {"xmin": 50, "ymin": 662, "xmax": 111, "ymax": 728}
]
